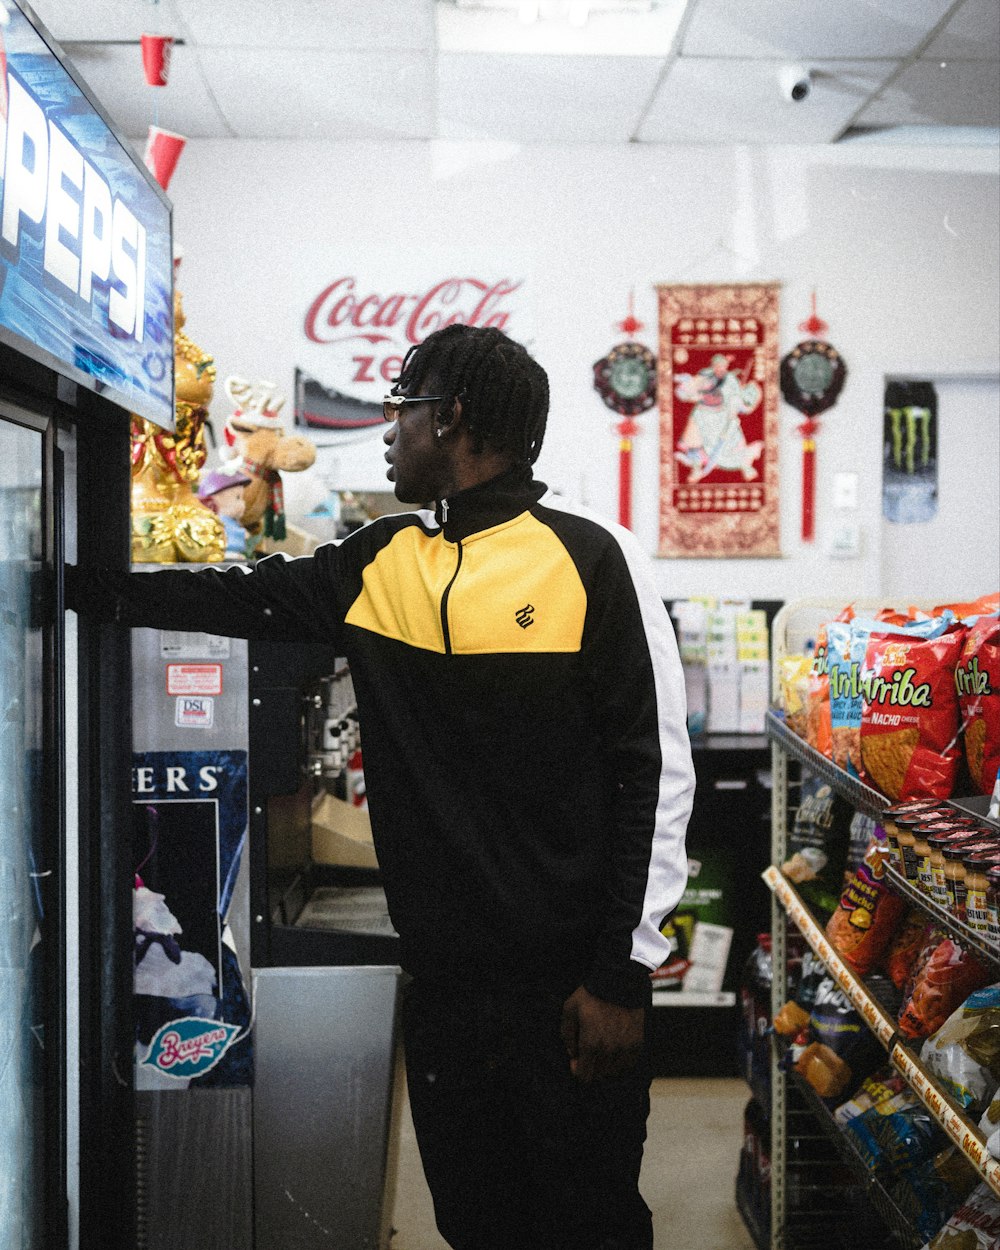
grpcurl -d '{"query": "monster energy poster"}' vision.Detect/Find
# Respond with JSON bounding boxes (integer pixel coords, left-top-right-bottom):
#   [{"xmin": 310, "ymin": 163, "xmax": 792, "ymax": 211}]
[{"xmin": 883, "ymin": 381, "xmax": 938, "ymax": 523}]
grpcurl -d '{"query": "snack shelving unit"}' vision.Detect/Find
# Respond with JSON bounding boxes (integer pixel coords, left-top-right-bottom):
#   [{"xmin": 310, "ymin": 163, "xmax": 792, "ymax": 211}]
[{"xmin": 761, "ymin": 600, "xmax": 1000, "ymax": 1250}]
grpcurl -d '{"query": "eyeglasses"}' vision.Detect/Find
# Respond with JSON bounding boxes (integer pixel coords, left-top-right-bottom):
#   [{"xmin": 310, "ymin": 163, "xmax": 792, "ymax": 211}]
[{"xmin": 382, "ymin": 394, "xmax": 445, "ymax": 422}]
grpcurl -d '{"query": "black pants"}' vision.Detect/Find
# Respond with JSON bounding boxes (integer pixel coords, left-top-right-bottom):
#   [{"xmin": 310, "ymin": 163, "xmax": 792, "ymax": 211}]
[{"xmin": 401, "ymin": 979, "xmax": 654, "ymax": 1250}]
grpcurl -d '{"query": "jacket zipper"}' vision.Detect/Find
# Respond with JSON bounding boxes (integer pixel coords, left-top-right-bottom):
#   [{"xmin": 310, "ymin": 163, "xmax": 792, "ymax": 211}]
[{"xmin": 440, "ymin": 540, "xmax": 462, "ymax": 654}]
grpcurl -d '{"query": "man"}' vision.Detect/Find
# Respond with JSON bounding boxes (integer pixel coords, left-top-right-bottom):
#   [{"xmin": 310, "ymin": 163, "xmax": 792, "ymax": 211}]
[{"xmin": 72, "ymin": 324, "xmax": 694, "ymax": 1249}]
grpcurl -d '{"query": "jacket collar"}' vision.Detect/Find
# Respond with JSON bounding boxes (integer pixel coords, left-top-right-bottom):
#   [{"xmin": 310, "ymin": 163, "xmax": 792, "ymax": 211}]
[{"xmin": 435, "ymin": 465, "xmax": 546, "ymax": 542}]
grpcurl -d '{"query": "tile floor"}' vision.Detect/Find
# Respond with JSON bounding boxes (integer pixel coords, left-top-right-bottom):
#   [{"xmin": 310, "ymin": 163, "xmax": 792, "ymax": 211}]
[{"xmin": 387, "ymin": 1075, "xmax": 757, "ymax": 1250}]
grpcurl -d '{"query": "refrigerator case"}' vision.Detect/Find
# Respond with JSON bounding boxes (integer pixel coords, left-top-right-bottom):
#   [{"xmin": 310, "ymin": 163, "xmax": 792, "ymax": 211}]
[
  {"xmin": 130, "ymin": 610, "xmax": 254, "ymax": 1248},
  {"xmin": 130, "ymin": 619, "xmax": 402, "ymax": 1249}
]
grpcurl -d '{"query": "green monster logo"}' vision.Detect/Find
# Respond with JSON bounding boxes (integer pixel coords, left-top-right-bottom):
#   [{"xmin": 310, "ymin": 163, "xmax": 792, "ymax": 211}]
[
  {"xmin": 956, "ymin": 657, "xmax": 992, "ymax": 698},
  {"xmin": 886, "ymin": 406, "xmax": 932, "ymax": 475}
]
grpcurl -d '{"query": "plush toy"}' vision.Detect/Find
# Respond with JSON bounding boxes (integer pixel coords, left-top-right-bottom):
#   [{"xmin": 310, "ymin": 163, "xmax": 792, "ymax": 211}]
[
  {"xmin": 197, "ymin": 464, "xmax": 253, "ymax": 560},
  {"xmin": 220, "ymin": 377, "xmax": 316, "ymax": 543}
]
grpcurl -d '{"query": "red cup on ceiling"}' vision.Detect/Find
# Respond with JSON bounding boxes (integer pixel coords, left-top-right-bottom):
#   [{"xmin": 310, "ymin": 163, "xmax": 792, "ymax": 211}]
[
  {"xmin": 140, "ymin": 34, "xmax": 174, "ymax": 87},
  {"xmin": 144, "ymin": 125, "xmax": 186, "ymax": 192}
]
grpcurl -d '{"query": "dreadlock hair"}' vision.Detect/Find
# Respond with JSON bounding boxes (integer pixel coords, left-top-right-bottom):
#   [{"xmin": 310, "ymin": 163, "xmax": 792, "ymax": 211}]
[{"xmin": 393, "ymin": 324, "xmax": 549, "ymax": 466}]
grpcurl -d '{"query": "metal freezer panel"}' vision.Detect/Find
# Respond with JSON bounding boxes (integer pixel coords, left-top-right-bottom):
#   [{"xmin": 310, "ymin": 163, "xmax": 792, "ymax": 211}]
[{"xmin": 253, "ymin": 965, "xmax": 401, "ymax": 1250}]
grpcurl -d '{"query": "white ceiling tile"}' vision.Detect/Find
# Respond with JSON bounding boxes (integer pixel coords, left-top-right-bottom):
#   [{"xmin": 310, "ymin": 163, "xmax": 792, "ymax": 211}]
[
  {"xmin": 858, "ymin": 59, "xmax": 1000, "ymax": 126},
  {"xmin": 32, "ymin": 0, "xmax": 185, "ymax": 43},
  {"xmin": 61, "ymin": 43, "xmax": 232, "ymax": 139},
  {"xmin": 436, "ymin": 2, "xmax": 686, "ymax": 56},
  {"xmin": 922, "ymin": 0, "xmax": 1000, "ymax": 60},
  {"xmin": 638, "ymin": 57, "xmax": 899, "ymax": 144},
  {"xmin": 437, "ymin": 53, "xmax": 665, "ymax": 143},
  {"xmin": 681, "ymin": 0, "xmax": 955, "ymax": 60},
  {"xmin": 199, "ymin": 48, "xmax": 435, "ymax": 139},
  {"xmin": 174, "ymin": 0, "xmax": 436, "ymax": 50}
]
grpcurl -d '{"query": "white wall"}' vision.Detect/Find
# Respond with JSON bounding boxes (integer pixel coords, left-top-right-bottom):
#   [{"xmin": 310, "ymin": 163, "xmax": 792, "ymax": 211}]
[{"xmin": 169, "ymin": 139, "xmax": 1000, "ymax": 605}]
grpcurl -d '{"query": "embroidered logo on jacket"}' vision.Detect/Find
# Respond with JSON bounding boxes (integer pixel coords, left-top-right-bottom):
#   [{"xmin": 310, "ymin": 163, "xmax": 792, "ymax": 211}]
[{"xmin": 515, "ymin": 604, "xmax": 535, "ymax": 629}]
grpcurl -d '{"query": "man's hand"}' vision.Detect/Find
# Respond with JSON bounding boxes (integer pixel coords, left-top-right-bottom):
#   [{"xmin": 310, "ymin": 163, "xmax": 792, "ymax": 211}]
[{"xmin": 559, "ymin": 985, "xmax": 644, "ymax": 1084}]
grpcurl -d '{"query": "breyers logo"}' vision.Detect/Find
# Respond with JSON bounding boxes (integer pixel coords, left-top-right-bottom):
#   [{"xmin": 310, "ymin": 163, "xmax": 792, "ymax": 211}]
[
  {"xmin": 303, "ymin": 275, "xmax": 522, "ymax": 385},
  {"xmin": 142, "ymin": 1017, "xmax": 241, "ymax": 1080}
]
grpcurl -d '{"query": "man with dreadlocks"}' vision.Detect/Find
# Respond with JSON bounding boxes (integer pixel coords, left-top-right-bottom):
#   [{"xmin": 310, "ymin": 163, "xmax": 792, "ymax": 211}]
[{"xmin": 69, "ymin": 323, "xmax": 694, "ymax": 1250}]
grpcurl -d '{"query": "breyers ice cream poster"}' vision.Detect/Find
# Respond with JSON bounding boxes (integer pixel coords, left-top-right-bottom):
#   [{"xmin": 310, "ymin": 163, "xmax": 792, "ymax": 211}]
[{"xmin": 132, "ymin": 750, "xmax": 251, "ymax": 1088}]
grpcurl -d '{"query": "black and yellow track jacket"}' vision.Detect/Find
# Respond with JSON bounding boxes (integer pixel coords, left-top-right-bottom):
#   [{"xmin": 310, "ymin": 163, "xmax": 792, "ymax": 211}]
[{"xmin": 85, "ymin": 466, "xmax": 695, "ymax": 1008}]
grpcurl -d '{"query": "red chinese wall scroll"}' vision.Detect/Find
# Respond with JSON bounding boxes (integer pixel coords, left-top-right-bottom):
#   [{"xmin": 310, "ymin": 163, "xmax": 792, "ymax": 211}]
[{"xmin": 657, "ymin": 283, "xmax": 782, "ymax": 558}]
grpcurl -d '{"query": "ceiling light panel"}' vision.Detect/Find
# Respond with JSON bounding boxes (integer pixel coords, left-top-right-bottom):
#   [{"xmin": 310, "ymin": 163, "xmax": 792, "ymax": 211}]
[{"xmin": 437, "ymin": 0, "xmax": 686, "ymax": 55}]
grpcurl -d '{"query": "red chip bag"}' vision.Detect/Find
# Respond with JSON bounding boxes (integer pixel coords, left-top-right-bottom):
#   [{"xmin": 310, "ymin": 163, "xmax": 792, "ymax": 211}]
[
  {"xmin": 896, "ymin": 937, "xmax": 992, "ymax": 1040},
  {"xmin": 860, "ymin": 628, "xmax": 965, "ymax": 800},
  {"xmin": 955, "ymin": 613, "xmax": 1000, "ymax": 796},
  {"xmin": 882, "ymin": 908, "xmax": 932, "ymax": 991}
]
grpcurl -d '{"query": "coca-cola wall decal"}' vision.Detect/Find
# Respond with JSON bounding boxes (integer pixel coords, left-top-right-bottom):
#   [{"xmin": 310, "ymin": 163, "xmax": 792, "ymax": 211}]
[{"xmin": 296, "ymin": 273, "xmax": 528, "ymax": 445}]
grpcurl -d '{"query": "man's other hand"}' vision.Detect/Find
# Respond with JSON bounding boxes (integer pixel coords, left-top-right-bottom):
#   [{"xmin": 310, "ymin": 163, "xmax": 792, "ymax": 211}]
[{"xmin": 559, "ymin": 985, "xmax": 644, "ymax": 1084}]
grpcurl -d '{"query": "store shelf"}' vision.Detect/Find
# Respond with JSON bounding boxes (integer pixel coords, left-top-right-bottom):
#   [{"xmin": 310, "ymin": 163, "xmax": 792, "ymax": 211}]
[
  {"xmin": 764, "ymin": 709, "xmax": 890, "ymax": 820},
  {"xmin": 765, "ymin": 707, "xmax": 999, "ymax": 837},
  {"xmin": 882, "ymin": 863, "xmax": 1000, "ymax": 971},
  {"xmin": 764, "ymin": 866, "xmax": 1000, "ymax": 1196},
  {"xmin": 784, "ymin": 1064, "xmax": 924, "ymax": 1250}
]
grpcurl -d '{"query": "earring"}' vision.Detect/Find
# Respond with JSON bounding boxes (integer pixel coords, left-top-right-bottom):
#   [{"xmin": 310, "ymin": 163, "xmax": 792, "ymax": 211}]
[{"xmin": 436, "ymin": 429, "xmax": 443, "ymax": 438}]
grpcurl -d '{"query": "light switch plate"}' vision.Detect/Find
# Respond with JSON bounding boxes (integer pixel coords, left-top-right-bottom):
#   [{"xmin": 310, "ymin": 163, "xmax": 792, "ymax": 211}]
[{"xmin": 833, "ymin": 472, "xmax": 859, "ymax": 510}]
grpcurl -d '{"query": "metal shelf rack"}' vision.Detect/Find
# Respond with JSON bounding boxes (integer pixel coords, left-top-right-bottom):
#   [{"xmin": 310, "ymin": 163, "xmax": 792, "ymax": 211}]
[{"xmin": 761, "ymin": 598, "xmax": 1000, "ymax": 1250}]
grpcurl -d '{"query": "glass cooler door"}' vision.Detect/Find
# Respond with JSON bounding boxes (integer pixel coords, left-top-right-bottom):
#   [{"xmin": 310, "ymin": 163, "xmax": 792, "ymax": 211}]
[{"xmin": 0, "ymin": 413, "xmax": 64, "ymax": 1248}]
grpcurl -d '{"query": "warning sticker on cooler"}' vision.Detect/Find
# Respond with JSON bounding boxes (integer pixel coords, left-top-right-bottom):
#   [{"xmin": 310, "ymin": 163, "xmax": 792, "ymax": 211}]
[
  {"xmin": 175, "ymin": 697, "xmax": 215, "ymax": 729},
  {"xmin": 166, "ymin": 664, "xmax": 223, "ymax": 696}
]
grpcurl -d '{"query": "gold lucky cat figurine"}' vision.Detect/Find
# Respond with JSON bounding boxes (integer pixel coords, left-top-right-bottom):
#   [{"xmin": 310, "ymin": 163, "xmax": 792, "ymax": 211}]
[{"xmin": 130, "ymin": 288, "xmax": 227, "ymax": 563}]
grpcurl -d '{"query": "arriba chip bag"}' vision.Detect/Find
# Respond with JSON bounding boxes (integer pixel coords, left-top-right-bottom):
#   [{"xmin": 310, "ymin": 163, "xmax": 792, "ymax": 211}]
[
  {"xmin": 860, "ymin": 628, "xmax": 965, "ymax": 801},
  {"xmin": 955, "ymin": 613, "xmax": 1000, "ymax": 796}
]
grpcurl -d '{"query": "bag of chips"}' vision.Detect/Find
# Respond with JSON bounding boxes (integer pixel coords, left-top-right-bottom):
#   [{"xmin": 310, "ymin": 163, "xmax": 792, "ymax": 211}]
[
  {"xmin": 955, "ymin": 613, "xmax": 1000, "ymax": 797},
  {"xmin": 889, "ymin": 1146, "xmax": 979, "ymax": 1242},
  {"xmin": 781, "ymin": 770, "xmax": 854, "ymax": 916},
  {"xmin": 898, "ymin": 937, "xmax": 993, "ymax": 1041},
  {"xmin": 806, "ymin": 636, "xmax": 833, "ymax": 759},
  {"xmin": 794, "ymin": 976, "xmax": 884, "ymax": 1104},
  {"xmin": 883, "ymin": 908, "xmax": 935, "ymax": 990},
  {"xmin": 860, "ymin": 626, "xmax": 965, "ymax": 801},
  {"xmin": 920, "ymin": 984, "xmax": 1000, "ymax": 1113},
  {"xmin": 779, "ymin": 654, "xmax": 813, "ymax": 741},
  {"xmin": 922, "ymin": 1181, "xmax": 1000, "ymax": 1249},
  {"xmin": 826, "ymin": 830, "xmax": 907, "ymax": 975},
  {"xmin": 834, "ymin": 1066, "xmax": 910, "ymax": 1125}
]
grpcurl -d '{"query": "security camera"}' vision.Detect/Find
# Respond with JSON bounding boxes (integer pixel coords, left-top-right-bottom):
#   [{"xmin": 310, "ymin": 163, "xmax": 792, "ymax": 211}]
[{"xmin": 779, "ymin": 65, "xmax": 812, "ymax": 102}]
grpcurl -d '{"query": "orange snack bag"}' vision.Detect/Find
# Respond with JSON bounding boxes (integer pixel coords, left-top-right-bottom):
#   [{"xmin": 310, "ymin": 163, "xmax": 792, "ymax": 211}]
[{"xmin": 825, "ymin": 835, "xmax": 906, "ymax": 976}]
